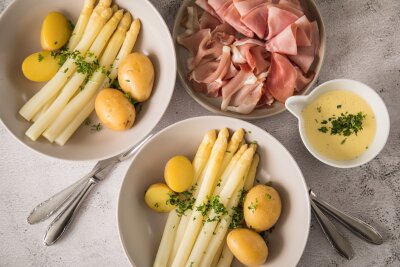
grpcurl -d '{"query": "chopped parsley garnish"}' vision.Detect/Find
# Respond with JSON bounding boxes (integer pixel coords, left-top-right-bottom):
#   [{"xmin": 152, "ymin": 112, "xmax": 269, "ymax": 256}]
[
  {"xmin": 38, "ymin": 53, "xmax": 44, "ymax": 62},
  {"xmin": 125, "ymin": 79, "xmax": 130, "ymax": 82},
  {"xmin": 90, "ymin": 123, "xmax": 102, "ymax": 132},
  {"xmin": 248, "ymin": 198, "xmax": 259, "ymax": 214},
  {"xmin": 318, "ymin": 126, "xmax": 328, "ymax": 133},
  {"xmin": 196, "ymin": 195, "xmax": 227, "ymax": 223},
  {"xmin": 266, "ymin": 193, "xmax": 272, "ymax": 200},
  {"xmin": 63, "ymin": 68, "xmax": 69, "ymax": 73},
  {"xmin": 337, "ymin": 105, "xmax": 342, "ymax": 109},
  {"xmin": 154, "ymin": 202, "xmax": 159, "ymax": 208},
  {"xmin": 167, "ymin": 186, "xmax": 196, "ymax": 216},
  {"xmin": 317, "ymin": 112, "xmax": 366, "ymax": 144},
  {"xmin": 68, "ymin": 20, "xmax": 75, "ymax": 31},
  {"xmin": 317, "ymin": 106, "xmax": 322, "ymax": 113},
  {"xmin": 229, "ymin": 189, "xmax": 246, "ymax": 229},
  {"xmin": 84, "ymin": 117, "xmax": 92, "ymax": 126}
]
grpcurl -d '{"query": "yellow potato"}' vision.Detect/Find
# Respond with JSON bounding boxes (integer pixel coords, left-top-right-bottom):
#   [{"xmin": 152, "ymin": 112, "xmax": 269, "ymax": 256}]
[
  {"xmin": 118, "ymin": 53, "xmax": 154, "ymax": 102},
  {"xmin": 144, "ymin": 183, "xmax": 175, "ymax": 212},
  {"xmin": 40, "ymin": 11, "xmax": 71, "ymax": 51},
  {"xmin": 164, "ymin": 155, "xmax": 194, "ymax": 192},
  {"xmin": 21, "ymin": 51, "xmax": 60, "ymax": 82},
  {"xmin": 244, "ymin": 184, "xmax": 282, "ymax": 232},
  {"xmin": 227, "ymin": 228, "xmax": 268, "ymax": 266},
  {"xmin": 95, "ymin": 89, "xmax": 136, "ymax": 131}
]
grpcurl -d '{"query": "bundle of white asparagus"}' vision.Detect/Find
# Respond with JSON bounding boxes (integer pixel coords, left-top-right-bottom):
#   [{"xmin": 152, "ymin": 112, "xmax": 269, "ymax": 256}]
[
  {"xmin": 154, "ymin": 128, "xmax": 260, "ymax": 267},
  {"xmin": 19, "ymin": 0, "xmax": 141, "ymax": 145}
]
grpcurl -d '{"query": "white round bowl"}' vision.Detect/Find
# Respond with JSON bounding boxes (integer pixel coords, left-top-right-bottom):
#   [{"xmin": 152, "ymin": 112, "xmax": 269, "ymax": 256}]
[
  {"xmin": 0, "ymin": 0, "xmax": 176, "ymax": 161},
  {"xmin": 173, "ymin": 0, "xmax": 326, "ymax": 120},
  {"xmin": 286, "ymin": 79, "xmax": 390, "ymax": 168},
  {"xmin": 117, "ymin": 116, "xmax": 310, "ymax": 267}
]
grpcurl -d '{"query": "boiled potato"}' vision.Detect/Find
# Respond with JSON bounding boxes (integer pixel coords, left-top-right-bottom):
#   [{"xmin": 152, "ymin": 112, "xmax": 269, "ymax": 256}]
[
  {"xmin": 227, "ymin": 228, "xmax": 268, "ymax": 266},
  {"xmin": 144, "ymin": 183, "xmax": 175, "ymax": 212},
  {"xmin": 118, "ymin": 53, "xmax": 154, "ymax": 102},
  {"xmin": 164, "ymin": 155, "xmax": 194, "ymax": 192},
  {"xmin": 244, "ymin": 184, "xmax": 282, "ymax": 232},
  {"xmin": 95, "ymin": 89, "xmax": 136, "ymax": 131},
  {"xmin": 40, "ymin": 11, "xmax": 71, "ymax": 51},
  {"xmin": 22, "ymin": 51, "xmax": 60, "ymax": 82}
]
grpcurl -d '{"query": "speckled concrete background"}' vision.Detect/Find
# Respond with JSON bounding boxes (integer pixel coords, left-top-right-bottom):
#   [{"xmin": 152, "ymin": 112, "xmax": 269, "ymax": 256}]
[{"xmin": 0, "ymin": 0, "xmax": 399, "ymax": 266}]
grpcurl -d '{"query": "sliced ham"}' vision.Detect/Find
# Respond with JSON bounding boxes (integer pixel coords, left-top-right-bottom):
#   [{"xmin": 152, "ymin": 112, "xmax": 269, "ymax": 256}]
[
  {"xmin": 195, "ymin": 0, "xmax": 221, "ymax": 21},
  {"xmin": 241, "ymin": 3, "xmax": 269, "ymax": 38},
  {"xmin": 199, "ymin": 11, "xmax": 221, "ymax": 30},
  {"xmin": 227, "ymin": 82, "xmax": 264, "ymax": 114},
  {"xmin": 294, "ymin": 15, "xmax": 312, "ymax": 46},
  {"xmin": 224, "ymin": 62, "xmax": 239, "ymax": 79},
  {"xmin": 223, "ymin": 3, "xmax": 254, "ymax": 37},
  {"xmin": 266, "ymin": 6, "xmax": 298, "ymax": 40},
  {"xmin": 276, "ymin": 0, "xmax": 304, "ymax": 17},
  {"xmin": 233, "ymin": 0, "xmax": 266, "ymax": 16},
  {"xmin": 294, "ymin": 66, "xmax": 313, "ymax": 92},
  {"xmin": 250, "ymin": 46, "xmax": 270, "ymax": 74},
  {"xmin": 266, "ymin": 53, "xmax": 297, "ymax": 103},
  {"xmin": 231, "ymin": 39, "xmax": 265, "ymax": 70},
  {"xmin": 178, "ymin": 28, "xmax": 211, "ymax": 56},
  {"xmin": 191, "ymin": 46, "xmax": 231, "ymax": 84},
  {"xmin": 288, "ymin": 20, "xmax": 319, "ymax": 73},
  {"xmin": 184, "ymin": 6, "xmax": 200, "ymax": 33},
  {"xmin": 221, "ymin": 64, "xmax": 257, "ymax": 110},
  {"xmin": 209, "ymin": 0, "xmax": 232, "ymax": 21},
  {"xmin": 265, "ymin": 24, "xmax": 298, "ymax": 55}
]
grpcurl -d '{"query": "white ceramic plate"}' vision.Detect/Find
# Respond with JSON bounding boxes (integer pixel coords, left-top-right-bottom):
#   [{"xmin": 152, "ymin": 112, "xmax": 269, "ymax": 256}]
[
  {"xmin": 0, "ymin": 0, "xmax": 176, "ymax": 161},
  {"xmin": 173, "ymin": 0, "xmax": 326, "ymax": 120},
  {"xmin": 118, "ymin": 116, "xmax": 310, "ymax": 267}
]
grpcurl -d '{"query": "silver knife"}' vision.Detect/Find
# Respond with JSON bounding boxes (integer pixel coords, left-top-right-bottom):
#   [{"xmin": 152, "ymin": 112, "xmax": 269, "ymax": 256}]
[
  {"xmin": 27, "ymin": 135, "xmax": 152, "ymax": 225},
  {"xmin": 42, "ymin": 134, "xmax": 152, "ymax": 245}
]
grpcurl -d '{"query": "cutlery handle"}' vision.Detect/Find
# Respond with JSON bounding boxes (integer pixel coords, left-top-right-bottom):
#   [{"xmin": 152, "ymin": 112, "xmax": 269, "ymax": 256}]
[
  {"xmin": 312, "ymin": 195, "xmax": 383, "ymax": 245},
  {"xmin": 27, "ymin": 175, "xmax": 90, "ymax": 224},
  {"xmin": 44, "ymin": 178, "xmax": 97, "ymax": 246},
  {"xmin": 310, "ymin": 200, "xmax": 354, "ymax": 259}
]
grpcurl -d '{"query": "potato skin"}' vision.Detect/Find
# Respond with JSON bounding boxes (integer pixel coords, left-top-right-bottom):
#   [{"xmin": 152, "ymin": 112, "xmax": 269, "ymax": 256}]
[
  {"xmin": 22, "ymin": 51, "xmax": 60, "ymax": 82},
  {"xmin": 145, "ymin": 183, "xmax": 175, "ymax": 212},
  {"xmin": 40, "ymin": 12, "xmax": 71, "ymax": 51},
  {"xmin": 164, "ymin": 155, "xmax": 194, "ymax": 192},
  {"xmin": 244, "ymin": 184, "xmax": 282, "ymax": 232},
  {"xmin": 118, "ymin": 53, "xmax": 154, "ymax": 102},
  {"xmin": 95, "ymin": 89, "xmax": 136, "ymax": 131},
  {"xmin": 227, "ymin": 228, "xmax": 268, "ymax": 266}
]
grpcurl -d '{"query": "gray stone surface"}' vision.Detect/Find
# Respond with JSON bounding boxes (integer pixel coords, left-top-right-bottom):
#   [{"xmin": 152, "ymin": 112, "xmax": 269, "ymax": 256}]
[{"xmin": 0, "ymin": 0, "xmax": 399, "ymax": 266}]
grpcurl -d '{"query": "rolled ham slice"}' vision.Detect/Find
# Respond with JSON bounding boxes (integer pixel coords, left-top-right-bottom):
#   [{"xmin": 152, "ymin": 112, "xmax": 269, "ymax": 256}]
[
  {"xmin": 240, "ymin": 3, "xmax": 269, "ymax": 38},
  {"xmin": 223, "ymin": 3, "xmax": 254, "ymax": 37},
  {"xmin": 265, "ymin": 6, "xmax": 299, "ymax": 40}
]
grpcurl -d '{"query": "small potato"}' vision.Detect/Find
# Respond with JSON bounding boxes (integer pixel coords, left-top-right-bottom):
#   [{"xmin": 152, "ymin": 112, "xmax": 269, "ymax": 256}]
[
  {"xmin": 118, "ymin": 53, "xmax": 154, "ymax": 102},
  {"xmin": 244, "ymin": 184, "xmax": 282, "ymax": 232},
  {"xmin": 164, "ymin": 155, "xmax": 194, "ymax": 192},
  {"xmin": 22, "ymin": 51, "xmax": 60, "ymax": 82},
  {"xmin": 40, "ymin": 12, "xmax": 71, "ymax": 51},
  {"xmin": 227, "ymin": 228, "xmax": 268, "ymax": 266},
  {"xmin": 95, "ymin": 89, "xmax": 136, "ymax": 131},
  {"xmin": 144, "ymin": 183, "xmax": 175, "ymax": 212}
]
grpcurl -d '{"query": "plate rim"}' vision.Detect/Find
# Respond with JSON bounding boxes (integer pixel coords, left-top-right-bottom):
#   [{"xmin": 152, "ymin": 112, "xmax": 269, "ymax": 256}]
[{"xmin": 117, "ymin": 115, "xmax": 311, "ymax": 267}]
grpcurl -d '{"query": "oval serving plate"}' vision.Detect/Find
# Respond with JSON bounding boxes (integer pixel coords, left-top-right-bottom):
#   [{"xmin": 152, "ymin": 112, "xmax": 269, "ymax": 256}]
[
  {"xmin": 173, "ymin": 0, "xmax": 326, "ymax": 120},
  {"xmin": 117, "ymin": 116, "xmax": 311, "ymax": 267}
]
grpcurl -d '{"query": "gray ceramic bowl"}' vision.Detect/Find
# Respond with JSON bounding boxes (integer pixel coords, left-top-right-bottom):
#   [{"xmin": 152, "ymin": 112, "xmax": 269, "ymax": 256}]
[{"xmin": 173, "ymin": 0, "xmax": 326, "ymax": 120}]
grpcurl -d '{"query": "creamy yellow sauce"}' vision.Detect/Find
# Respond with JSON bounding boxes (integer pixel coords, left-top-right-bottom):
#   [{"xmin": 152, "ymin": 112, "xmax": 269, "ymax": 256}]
[{"xmin": 302, "ymin": 90, "xmax": 376, "ymax": 160}]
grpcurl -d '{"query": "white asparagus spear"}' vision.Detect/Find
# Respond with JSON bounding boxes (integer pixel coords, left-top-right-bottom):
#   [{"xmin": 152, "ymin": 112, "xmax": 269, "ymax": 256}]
[
  {"xmin": 154, "ymin": 130, "xmax": 217, "ymax": 267},
  {"xmin": 171, "ymin": 129, "xmax": 229, "ymax": 267},
  {"xmin": 210, "ymin": 241, "xmax": 224, "ymax": 267},
  {"xmin": 31, "ymin": 92, "xmax": 60, "ymax": 122},
  {"xmin": 186, "ymin": 145, "xmax": 256, "ymax": 267},
  {"xmin": 67, "ymin": 0, "xmax": 96, "ymax": 50},
  {"xmin": 171, "ymin": 136, "xmax": 245, "ymax": 264},
  {"xmin": 19, "ymin": 7, "xmax": 113, "ymax": 121},
  {"xmin": 43, "ymin": 13, "xmax": 132, "ymax": 142},
  {"xmin": 25, "ymin": 10, "xmax": 124, "ymax": 141},
  {"xmin": 206, "ymin": 153, "xmax": 260, "ymax": 267},
  {"xmin": 54, "ymin": 19, "xmax": 141, "ymax": 146},
  {"xmin": 111, "ymin": 3, "xmax": 119, "ymax": 13},
  {"xmin": 219, "ymin": 129, "xmax": 244, "ymax": 177}
]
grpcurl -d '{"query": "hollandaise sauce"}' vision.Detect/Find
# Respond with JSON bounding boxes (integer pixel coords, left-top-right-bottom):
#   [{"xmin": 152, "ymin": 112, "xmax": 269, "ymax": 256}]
[{"xmin": 302, "ymin": 90, "xmax": 376, "ymax": 160}]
